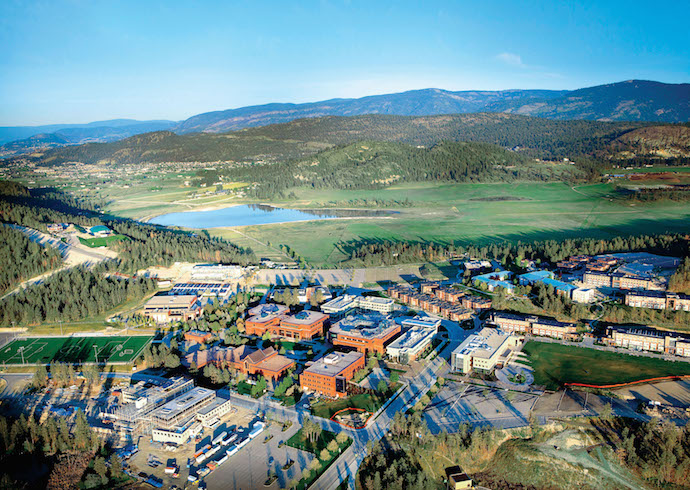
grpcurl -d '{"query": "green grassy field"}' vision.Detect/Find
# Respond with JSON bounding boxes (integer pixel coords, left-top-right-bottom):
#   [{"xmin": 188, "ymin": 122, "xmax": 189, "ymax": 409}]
[
  {"xmin": 78, "ymin": 234, "xmax": 128, "ymax": 247},
  {"xmin": 0, "ymin": 335, "xmax": 152, "ymax": 365},
  {"xmin": 207, "ymin": 181, "xmax": 690, "ymax": 265},
  {"xmin": 522, "ymin": 341, "xmax": 690, "ymax": 390}
]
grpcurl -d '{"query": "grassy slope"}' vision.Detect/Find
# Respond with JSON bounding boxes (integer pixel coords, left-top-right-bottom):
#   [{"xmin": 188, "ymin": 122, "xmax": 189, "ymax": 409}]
[{"xmin": 522, "ymin": 341, "xmax": 690, "ymax": 390}]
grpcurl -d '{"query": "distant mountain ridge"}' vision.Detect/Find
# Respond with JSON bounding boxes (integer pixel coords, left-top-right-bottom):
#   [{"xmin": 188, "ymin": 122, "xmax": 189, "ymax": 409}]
[
  {"xmin": 0, "ymin": 120, "xmax": 177, "ymax": 157},
  {"xmin": 174, "ymin": 80, "xmax": 690, "ymax": 134}
]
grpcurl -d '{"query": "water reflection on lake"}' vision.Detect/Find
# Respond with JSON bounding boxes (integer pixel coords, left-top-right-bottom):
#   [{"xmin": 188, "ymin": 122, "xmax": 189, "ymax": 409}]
[{"xmin": 148, "ymin": 204, "xmax": 397, "ymax": 228}]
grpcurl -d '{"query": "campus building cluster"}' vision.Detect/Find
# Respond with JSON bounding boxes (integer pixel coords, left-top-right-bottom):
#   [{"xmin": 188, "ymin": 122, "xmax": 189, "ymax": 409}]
[
  {"xmin": 450, "ymin": 328, "xmax": 519, "ymax": 374},
  {"xmin": 110, "ymin": 377, "xmax": 233, "ymax": 443},
  {"xmin": 518, "ymin": 270, "xmax": 594, "ymax": 303},
  {"xmin": 183, "ymin": 345, "xmax": 294, "ymax": 380},
  {"xmin": 320, "ymin": 294, "xmax": 396, "ymax": 320},
  {"xmin": 387, "ymin": 283, "xmax": 487, "ymax": 321},
  {"xmin": 244, "ymin": 304, "xmax": 329, "ymax": 340},
  {"xmin": 489, "ymin": 311, "xmax": 579, "ymax": 341}
]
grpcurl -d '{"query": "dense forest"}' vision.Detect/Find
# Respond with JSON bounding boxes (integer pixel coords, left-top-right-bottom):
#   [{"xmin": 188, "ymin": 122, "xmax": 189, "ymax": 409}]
[
  {"xmin": 194, "ymin": 140, "xmax": 584, "ymax": 198},
  {"xmin": 0, "ymin": 225, "xmax": 63, "ymax": 294},
  {"xmin": 0, "ymin": 411, "xmax": 126, "ymax": 489},
  {"xmin": 341, "ymin": 232, "xmax": 689, "ymax": 267},
  {"xmin": 0, "ymin": 263, "xmax": 156, "ymax": 325},
  {"xmin": 0, "ymin": 182, "xmax": 256, "ymax": 271}
]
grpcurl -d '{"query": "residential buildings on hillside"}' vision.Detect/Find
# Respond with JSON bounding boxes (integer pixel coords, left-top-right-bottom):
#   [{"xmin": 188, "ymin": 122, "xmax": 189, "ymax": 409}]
[{"xmin": 489, "ymin": 311, "xmax": 579, "ymax": 340}]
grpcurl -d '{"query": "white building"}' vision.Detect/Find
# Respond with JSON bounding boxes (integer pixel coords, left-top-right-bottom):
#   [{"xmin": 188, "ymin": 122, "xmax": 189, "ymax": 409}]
[
  {"xmin": 572, "ymin": 288, "xmax": 596, "ymax": 303},
  {"xmin": 450, "ymin": 328, "xmax": 518, "ymax": 374},
  {"xmin": 401, "ymin": 316, "xmax": 442, "ymax": 331},
  {"xmin": 386, "ymin": 327, "xmax": 437, "ymax": 363},
  {"xmin": 320, "ymin": 294, "xmax": 395, "ymax": 319},
  {"xmin": 191, "ymin": 264, "xmax": 244, "ymax": 282}
]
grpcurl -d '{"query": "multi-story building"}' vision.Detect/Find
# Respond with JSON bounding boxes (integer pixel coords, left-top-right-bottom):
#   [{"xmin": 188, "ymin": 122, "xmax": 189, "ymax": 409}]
[
  {"xmin": 244, "ymin": 303, "xmax": 289, "ymax": 334},
  {"xmin": 142, "ymin": 295, "xmax": 201, "ymax": 323},
  {"xmin": 150, "ymin": 387, "xmax": 216, "ymax": 430},
  {"xmin": 329, "ymin": 314, "xmax": 402, "ymax": 355},
  {"xmin": 277, "ymin": 310, "xmax": 329, "ymax": 340},
  {"xmin": 606, "ymin": 326, "xmax": 668, "ymax": 353},
  {"xmin": 625, "ymin": 291, "xmax": 690, "ymax": 311},
  {"xmin": 676, "ymin": 340, "xmax": 690, "ymax": 357},
  {"xmin": 489, "ymin": 311, "xmax": 578, "ymax": 340},
  {"xmin": 386, "ymin": 326, "xmax": 437, "ymax": 363},
  {"xmin": 184, "ymin": 330, "xmax": 212, "ymax": 344},
  {"xmin": 461, "ymin": 295, "xmax": 492, "ymax": 310},
  {"xmin": 300, "ymin": 351, "xmax": 365, "ymax": 398},
  {"xmin": 183, "ymin": 345, "xmax": 293, "ymax": 380},
  {"xmin": 572, "ymin": 288, "xmax": 596, "ymax": 303},
  {"xmin": 245, "ymin": 304, "xmax": 327, "ymax": 340},
  {"xmin": 450, "ymin": 328, "xmax": 518, "ymax": 374},
  {"xmin": 582, "ymin": 271, "xmax": 613, "ymax": 288},
  {"xmin": 401, "ymin": 316, "xmax": 442, "ymax": 331}
]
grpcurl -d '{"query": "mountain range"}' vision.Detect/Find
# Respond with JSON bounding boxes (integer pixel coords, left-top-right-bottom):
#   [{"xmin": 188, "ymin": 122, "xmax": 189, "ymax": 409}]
[{"xmin": 1, "ymin": 80, "xmax": 688, "ymax": 157}]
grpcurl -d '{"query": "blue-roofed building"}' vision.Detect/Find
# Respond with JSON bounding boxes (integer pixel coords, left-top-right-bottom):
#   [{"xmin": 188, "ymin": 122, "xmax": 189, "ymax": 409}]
[
  {"xmin": 518, "ymin": 270, "xmax": 576, "ymax": 298},
  {"xmin": 473, "ymin": 271, "xmax": 515, "ymax": 292},
  {"xmin": 518, "ymin": 270, "xmax": 554, "ymax": 286},
  {"xmin": 541, "ymin": 278, "xmax": 577, "ymax": 297},
  {"xmin": 89, "ymin": 225, "xmax": 111, "ymax": 236}
]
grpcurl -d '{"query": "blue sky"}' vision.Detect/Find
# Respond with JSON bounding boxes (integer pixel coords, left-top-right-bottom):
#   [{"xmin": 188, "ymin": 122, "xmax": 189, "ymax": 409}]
[{"xmin": 1, "ymin": 0, "xmax": 688, "ymax": 125}]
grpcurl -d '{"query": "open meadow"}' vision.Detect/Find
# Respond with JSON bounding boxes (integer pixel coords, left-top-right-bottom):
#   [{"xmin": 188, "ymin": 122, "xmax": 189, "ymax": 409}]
[
  {"xmin": 522, "ymin": 341, "xmax": 690, "ymax": 391},
  {"xmin": 209, "ymin": 181, "xmax": 690, "ymax": 265}
]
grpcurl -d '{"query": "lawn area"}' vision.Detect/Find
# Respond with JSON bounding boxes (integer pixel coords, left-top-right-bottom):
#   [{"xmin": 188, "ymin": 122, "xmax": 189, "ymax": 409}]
[
  {"xmin": 0, "ymin": 335, "xmax": 152, "ymax": 365},
  {"xmin": 78, "ymin": 234, "xmax": 128, "ymax": 247},
  {"xmin": 522, "ymin": 341, "xmax": 690, "ymax": 390},
  {"xmin": 310, "ymin": 384, "xmax": 400, "ymax": 419},
  {"xmin": 286, "ymin": 427, "xmax": 352, "ymax": 490}
]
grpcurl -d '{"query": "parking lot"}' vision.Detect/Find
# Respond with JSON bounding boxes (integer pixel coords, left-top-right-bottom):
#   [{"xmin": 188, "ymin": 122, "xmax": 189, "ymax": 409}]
[
  {"xmin": 423, "ymin": 381, "xmax": 539, "ymax": 433},
  {"xmin": 204, "ymin": 420, "xmax": 315, "ymax": 490},
  {"xmin": 125, "ymin": 405, "xmax": 260, "ymax": 489}
]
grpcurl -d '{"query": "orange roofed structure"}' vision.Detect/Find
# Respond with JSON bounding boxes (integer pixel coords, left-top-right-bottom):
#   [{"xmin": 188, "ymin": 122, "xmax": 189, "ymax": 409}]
[
  {"xmin": 329, "ymin": 314, "xmax": 401, "ymax": 355},
  {"xmin": 184, "ymin": 345, "xmax": 293, "ymax": 380},
  {"xmin": 245, "ymin": 304, "xmax": 328, "ymax": 340}
]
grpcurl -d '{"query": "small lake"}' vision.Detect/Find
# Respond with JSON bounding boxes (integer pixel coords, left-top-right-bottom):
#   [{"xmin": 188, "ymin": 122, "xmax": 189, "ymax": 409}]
[{"xmin": 148, "ymin": 204, "xmax": 397, "ymax": 228}]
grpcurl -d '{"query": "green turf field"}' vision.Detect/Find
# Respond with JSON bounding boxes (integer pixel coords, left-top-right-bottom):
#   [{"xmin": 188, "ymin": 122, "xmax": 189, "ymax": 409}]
[
  {"xmin": 522, "ymin": 341, "xmax": 690, "ymax": 390},
  {"xmin": 0, "ymin": 335, "xmax": 152, "ymax": 365}
]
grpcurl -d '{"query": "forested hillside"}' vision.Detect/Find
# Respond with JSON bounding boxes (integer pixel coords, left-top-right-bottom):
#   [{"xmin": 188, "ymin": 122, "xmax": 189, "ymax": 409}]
[
  {"xmin": 196, "ymin": 140, "xmax": 582, "ymax": 198},
  {"xmin": 0, "ymin": 182, "xmax": 256, "ymax": 270},
  {"xmin": 0, "ymin": 226, "xmax": 63, "ymax": 294},
  {"xmin": 7, "ymin": 113, "xmax": 649, "ymax": 167}
]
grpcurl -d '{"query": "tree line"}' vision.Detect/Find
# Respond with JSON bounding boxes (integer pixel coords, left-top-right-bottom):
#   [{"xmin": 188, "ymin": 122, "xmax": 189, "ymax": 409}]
[
  {"xmin": 0, "ymin": 225, "xmax": 63, "ymax": 294},
  {"xmin": 0, "ymin": 263, "xmax": 156, "ymax": 326}
]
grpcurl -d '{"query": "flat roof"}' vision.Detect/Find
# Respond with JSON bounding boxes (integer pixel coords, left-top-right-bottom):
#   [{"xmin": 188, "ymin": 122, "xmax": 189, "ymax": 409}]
[
  {"xmin": 151, "ymin": 387, "xmax": 214, "ymax": 420},
  {"xmin": 145, "ymin": 295, "xmax": 197, "ymax": 308},
  {"xmin": 247, "ymin": 303, "xmax": 289, "ymax": 323},
  {"xmin": 401, "ymin": 316, "xmax": 442, "ymax": 328},
  {"xmin": 197, "ymin": 396, "xmax": 231, "ymax": 416},
  {"xmin": 330, "ymin": 313, "xmax": 400, "ymax": 339},
  {"xmin": 305, "ymin": 351, "xmax": 364, "ymax": 377},
  {"xmin": 282, "ymin": 310, "xmax": 327, "ymax": 325},
  {"xmin": 321, "ymin": 295, "xmax": 358, "ymax": 311},
  {"xmin": 387, "ymin": 326, "xmax": 435, "ymax": 350},
  {"xmin": 452, "ymin": 327, "xmax": 512, "ymax": 360}
]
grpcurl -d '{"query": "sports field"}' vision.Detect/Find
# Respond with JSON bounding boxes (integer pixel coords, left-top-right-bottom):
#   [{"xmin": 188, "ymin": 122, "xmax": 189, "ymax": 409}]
[
  {"xmin": 522, "ymin": 341, "xmax": 690, "ymax": 391},
  {"xmin": 0, "ymin": 335, "xmax": 152, "ymax": 365}
]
